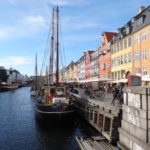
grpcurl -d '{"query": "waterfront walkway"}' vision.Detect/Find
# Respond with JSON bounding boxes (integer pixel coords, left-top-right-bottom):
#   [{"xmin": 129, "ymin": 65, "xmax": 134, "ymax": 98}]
[{"xmin": 71, "ymin": 88, "xmax": 121, "ymax": 108}]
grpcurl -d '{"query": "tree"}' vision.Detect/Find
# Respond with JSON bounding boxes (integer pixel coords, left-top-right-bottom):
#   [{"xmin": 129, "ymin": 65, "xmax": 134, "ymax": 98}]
[{"xmin": 0, "ymin": 69, "xmax": 8, "ymax": 82}]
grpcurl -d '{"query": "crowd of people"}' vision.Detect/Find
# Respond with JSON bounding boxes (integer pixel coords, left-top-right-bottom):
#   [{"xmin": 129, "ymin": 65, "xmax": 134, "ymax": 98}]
[{"xmin": 68, "ymin": 82, "xmax": 126, "ymax": 106}]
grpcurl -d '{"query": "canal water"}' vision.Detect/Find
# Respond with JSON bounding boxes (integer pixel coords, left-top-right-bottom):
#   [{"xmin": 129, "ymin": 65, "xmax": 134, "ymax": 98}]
[{"xmin": 0, "ymin": 87, "xmax": 97, "ymax": 150}]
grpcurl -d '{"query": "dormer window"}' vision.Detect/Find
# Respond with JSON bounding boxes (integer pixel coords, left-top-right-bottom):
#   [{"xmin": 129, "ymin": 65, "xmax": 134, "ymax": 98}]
[
  {"xmin": 131, "ymin": 17, "xmax": 135, "ymax": 23},
  {"xmin": 126, "ymin": 27, "xmax": 130, "ymax": 34},
  {"xmin": 137, "ymin": 17, "xmax": 144, "ymax": 26}
]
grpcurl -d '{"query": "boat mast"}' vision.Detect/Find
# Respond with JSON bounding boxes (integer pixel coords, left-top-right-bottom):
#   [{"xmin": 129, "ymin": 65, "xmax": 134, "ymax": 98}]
[
  {"xmin": 56, "ymin": 6, "xmax": 59, "ymax": 86},
  {"xmin": 35, "ymin": 53, "xmax": 38, "ymax": 90},
  {"xmin": 50, "ymin": 8, "xmax": 54, "ymax": 83}
]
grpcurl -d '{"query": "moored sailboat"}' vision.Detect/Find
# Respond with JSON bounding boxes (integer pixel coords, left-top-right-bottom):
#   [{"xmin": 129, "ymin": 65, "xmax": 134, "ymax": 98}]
[
  {"xmin": 36, "ymin": 6, "xmax": 74, "ymax": 121},
  {"xmin": 30, "ymin": 53, "xmax": 38, "ymax": 97}
]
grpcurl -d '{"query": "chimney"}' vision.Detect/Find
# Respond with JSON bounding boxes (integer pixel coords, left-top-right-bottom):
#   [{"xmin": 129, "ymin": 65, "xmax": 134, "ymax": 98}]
[{"xmin": 138, "ymin": 6, "xmax": 145, "ymax": 14}]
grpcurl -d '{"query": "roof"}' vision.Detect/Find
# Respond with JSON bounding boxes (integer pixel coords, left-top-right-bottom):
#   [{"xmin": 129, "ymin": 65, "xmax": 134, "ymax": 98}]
[
  {"xmin": 111, "ymin": 5, "xmax": 150, "ymax": 44},
  {"xmin": 103, "ymin": 32, "xmax": 117, "ymax": 42},
  {"xmin": 86, "ymin": 50, "xmax": 95, "ymax": 54}
]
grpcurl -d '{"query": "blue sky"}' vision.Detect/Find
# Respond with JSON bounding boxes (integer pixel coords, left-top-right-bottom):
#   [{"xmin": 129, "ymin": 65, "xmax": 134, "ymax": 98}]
[{"xmin": 0, "ymin": 0, "xmax": 150, "ymax": 76}]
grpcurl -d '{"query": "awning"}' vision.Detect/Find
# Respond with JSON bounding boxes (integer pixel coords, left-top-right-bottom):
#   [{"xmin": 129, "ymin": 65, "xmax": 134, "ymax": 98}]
[
  {"xmin": 117, "ymin": 79, "xmax": 128, "ymax": 83},
  {"xmin": 111, "ymin": 79, "xmax": 128, "ymax": 83},
  {"xmin": 78, "ymin": 77, "xmax": 114, "ymax": 83}
]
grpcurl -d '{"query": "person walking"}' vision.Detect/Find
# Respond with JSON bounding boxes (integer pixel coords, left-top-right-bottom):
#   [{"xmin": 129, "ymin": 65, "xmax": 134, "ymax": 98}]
[{"xmin": 111, "ymin": 87, "xmax": 118, "ymax": 105}]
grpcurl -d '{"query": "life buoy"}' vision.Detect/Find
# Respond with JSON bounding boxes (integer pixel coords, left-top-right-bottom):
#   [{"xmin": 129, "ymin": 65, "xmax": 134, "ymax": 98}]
[{"xmin": 47, "ymin": 94, "xmax": 55, "ymax": 100}]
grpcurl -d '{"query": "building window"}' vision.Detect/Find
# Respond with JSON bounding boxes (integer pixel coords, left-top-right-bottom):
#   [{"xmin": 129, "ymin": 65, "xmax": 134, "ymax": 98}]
[
  {"xmin": 112, "ymin": 72, "xmax": 114, "ymax": 79},
  {"xmin": 141, "ymin": 32, "xmax": 146, "ymax": 41},
  {"xmin": 135, "ymin": 51, "xmax": 140, "ymax": 61},
  {"xmin": 117, "ymin": 43, "xmax": 119, "ymax": 52},
  {"xmin": 135, "ymin": 68, "xmax": 141, "ymax": 74},
  {"xmin": 124, "ymin": 39, "xmax": 127, "ymax": 49},
  {"xmin": 135, "ymin": 35, "xmax": 140, "ymax": 44},
  {"xmin": 128, "ymin": 37, "xmax": 131, "ymax": 47},
  {"xmin": 124, "ymin": 54, "xmax": 127, "ymax": 63},
  {"xmin": 104, "ymin": 63, "xmax": 106, "ymax": 70},
  {"xmin": 136, "ymin": 17, "xmax": 143, "ymax": 26},
  {"xmin": 143, "ymin": 67, "xmax": 148, "ymax": 75},
  {"xmin": 120, "ymin": 41, "xmax": 123, "ymax": 50},
  {"xmin": 118, "ymin": 71, "xmax": 120, "ymax": 80},
  {"xmin": 126, "ymin": 27, "xmax": 130, "ymax": 35},
  {"xmin": 115, "ymin": 72, "xmax": 117, "ymax": 79},
  {"xmin": 114, "ymin": 58, "xmax": 116, "ymax": 66},
  {"xmin": 112, "ymin": 46, "xmax": 114, "ymax": 54},
  {"xmin": 117, "ymin": 56, "xmax": 121, "ymax": 65},
  {"xmin": 111, "ymin": 59, "xmax": 114, "ymax": 67},
  {"xmin": 121, "ymin": 70, "xmax": 125, "ymax": 79},
  {"xmin": 107, "ymin": 63, "xmax": 110, "ymax": 68},
  {"xmin": 114, "ymin": 44, "xmax": 116, "ymax": 53},
  {"xmin": 121, "ymin": 55, "xmax": 124, "ymax": 64},
  {"xmin": 142, "ymin": 48, "xmax": 147, "ymax": 60},
  {"xmin": 128, "ymin": 52, "xmax": 132, "ymax": 62}
]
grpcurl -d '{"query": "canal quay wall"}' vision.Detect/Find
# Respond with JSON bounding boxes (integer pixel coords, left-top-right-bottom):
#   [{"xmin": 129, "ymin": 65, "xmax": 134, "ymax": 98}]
[
  {"xmin": 118, "ymin": 86, "xmax": 150, "ymax": 150},
  {"xmin": 71, "ymin": 87, "xmax": 150, "ymax": 150},
  {"xmin": 70, "ymin": 89, "xmax": 122, "ymax": 144}
]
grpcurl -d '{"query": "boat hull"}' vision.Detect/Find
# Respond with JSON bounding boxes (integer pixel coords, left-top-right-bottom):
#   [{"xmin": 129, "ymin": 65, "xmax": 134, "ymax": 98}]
[
  {"xmin": 36, "ymin": 103, "xmax": 75, "ymax": 122},
  {"xmin": 30, "ymin": 90, "xmax": 37, "ymax": 97},
  {"xmin": 0, "ymin": 84, "xmax": 18, "ymax": 91}
]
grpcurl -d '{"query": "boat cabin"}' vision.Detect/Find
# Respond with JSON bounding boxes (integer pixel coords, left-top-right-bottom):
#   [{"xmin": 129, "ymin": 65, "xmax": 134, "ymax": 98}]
[{"xmin": 40, "ymin": 86, "xmax": 68, "ymax": 105}]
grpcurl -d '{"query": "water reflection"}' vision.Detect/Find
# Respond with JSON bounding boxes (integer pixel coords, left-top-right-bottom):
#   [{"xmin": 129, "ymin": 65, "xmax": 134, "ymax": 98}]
[{"xmin": 0, "ymin": 87, "xmax": 98, "ymax": 150}]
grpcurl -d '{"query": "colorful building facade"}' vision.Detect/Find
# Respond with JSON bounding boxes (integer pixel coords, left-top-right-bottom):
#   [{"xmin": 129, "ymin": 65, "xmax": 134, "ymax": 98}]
[
  {"xmin": 132, "ymin": 7, "xmax": 150, "ymax": 80},
  {"xmin": 63, "ymin": 6, "xmax": 150, "ymax": 84},
  {"xmin": 91, "ymin": 50, "xmax": 99, "ymax": 78},
  {"xmin": 99, "ymin": 32, "xmax": 117, "ymax": 79},
  {"xmin": 111, "ymin": 6, "xmax": 150, "ymax": 82},
  {"xmin": 85, "ymin": 51, "xmax": 94, "ymax": 79}
]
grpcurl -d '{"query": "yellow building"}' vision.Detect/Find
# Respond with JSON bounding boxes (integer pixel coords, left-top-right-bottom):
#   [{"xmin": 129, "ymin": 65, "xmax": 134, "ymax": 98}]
[
  {"xmin": 111, "ymin": 35, "xmax": 132, "ymax": 80},
  {"xmin": 111, "ymin": 6, "xmax": 150, "ymax": 83},
  {"xmin": 132, "ymin": 25, "xmax": 150, "ymax": 77}
]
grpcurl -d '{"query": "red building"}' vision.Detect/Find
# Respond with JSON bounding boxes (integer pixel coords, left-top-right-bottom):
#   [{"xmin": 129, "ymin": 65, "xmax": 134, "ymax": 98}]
[
  {"xmin": 85, "ymin": 50, "xmax": 94, "ymax": 79},
  {"xmin": 99, "ymin": 32, "xmax": 117, "ymax": 78}
]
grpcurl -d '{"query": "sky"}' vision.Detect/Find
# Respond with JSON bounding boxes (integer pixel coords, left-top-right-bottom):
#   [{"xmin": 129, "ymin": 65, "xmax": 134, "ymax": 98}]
[{"xmin": 0, "ymin": 0, "xmax": 150, "ymax": 76}]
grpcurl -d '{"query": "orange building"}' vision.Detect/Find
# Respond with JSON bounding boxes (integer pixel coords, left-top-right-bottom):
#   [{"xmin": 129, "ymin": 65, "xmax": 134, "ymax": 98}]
[{"xmin": 99, "ymin": 32, "xmax": 117, "ymax": 78}]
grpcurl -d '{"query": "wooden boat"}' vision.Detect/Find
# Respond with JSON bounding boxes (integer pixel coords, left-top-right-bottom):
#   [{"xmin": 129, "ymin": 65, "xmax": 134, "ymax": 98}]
[
  {"xmin": 36, "ymin": 6, "xmax": 74, "ymax": 121},
  {"xmin": 36, "ymin": 85, "xmax": 74, "ymax": 121},
  {"xmin": 0, "ymin": 83, "xmax": 18, "ymax": 91}
]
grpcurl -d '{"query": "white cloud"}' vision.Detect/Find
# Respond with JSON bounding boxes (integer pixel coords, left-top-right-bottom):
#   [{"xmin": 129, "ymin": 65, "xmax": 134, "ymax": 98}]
[
  {"xmin": 0, "ymin": 15, "xmax": 47, "ymax": 40},
  {"xmin": 24, "ymin": 16, "xmax": 45, "ymax": 25},
  {"xmin": 6, "ymin": 0, "xmax": 89, "ymax": 6},
  {"xmin": 0, "ymin": 56, "xmax": 32, "ymax": 67}
]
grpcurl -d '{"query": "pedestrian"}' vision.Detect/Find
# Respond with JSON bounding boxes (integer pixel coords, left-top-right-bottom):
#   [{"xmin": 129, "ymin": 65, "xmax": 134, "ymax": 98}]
[
  {"xmin": 85, "ymin": 87, "xmax": 91, "ymax": 96},
  {"xmin": 111, "ymin": 86, "xmax": 118, "ymax": 105}
]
